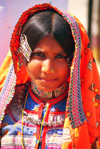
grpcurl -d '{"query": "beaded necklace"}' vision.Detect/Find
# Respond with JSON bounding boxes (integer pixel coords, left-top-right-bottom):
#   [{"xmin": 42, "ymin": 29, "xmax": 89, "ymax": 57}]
[
  {"xmin": 21, "ymin": 85, "xmax": 68, "ymax": 148},
  {"xmin": 31, "ymin": 81, "xmax": 69, "ymax": 98}
]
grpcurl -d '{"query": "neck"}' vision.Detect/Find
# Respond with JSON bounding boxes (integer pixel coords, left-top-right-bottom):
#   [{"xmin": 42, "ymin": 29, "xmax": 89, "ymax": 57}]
[{"xmin": 31, "ymin": 81, "xmax": 69, "ymax": 102}]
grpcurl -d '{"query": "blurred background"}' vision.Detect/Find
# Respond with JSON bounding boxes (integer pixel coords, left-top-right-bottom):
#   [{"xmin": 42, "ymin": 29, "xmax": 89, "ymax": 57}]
[{"xmin": 0, "ymin": 0, "xmax": 100, "ymax": 73}]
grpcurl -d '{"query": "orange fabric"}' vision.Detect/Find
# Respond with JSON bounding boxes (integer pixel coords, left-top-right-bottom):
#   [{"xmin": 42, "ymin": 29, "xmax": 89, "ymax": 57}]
[
  {"xmin": 63, "ymin": 16, "xmax": 100, "ymax": 148},
  {"xmin": 0, "ymin": 51, "xmax": 12, "ymax": 91}
]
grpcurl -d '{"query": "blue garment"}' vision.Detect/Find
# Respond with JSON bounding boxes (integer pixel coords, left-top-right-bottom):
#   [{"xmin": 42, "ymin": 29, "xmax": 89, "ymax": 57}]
[{"xmin": 1, "ymin": 88, "xmax": 67, "ymax": 149}]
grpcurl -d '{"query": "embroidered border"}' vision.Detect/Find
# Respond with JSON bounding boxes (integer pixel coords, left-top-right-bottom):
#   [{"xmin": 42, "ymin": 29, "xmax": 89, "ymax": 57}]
[
  {"xmin": 61, "ymin": 11, "xmax": 86, "ymax": 128},
  {"xmin": 1, "ymin": 135, "xmax": 36, "ymax": 148},
  {"xmin": 0, "ymin": 63, "xmax": 16, "ymax": 125}
]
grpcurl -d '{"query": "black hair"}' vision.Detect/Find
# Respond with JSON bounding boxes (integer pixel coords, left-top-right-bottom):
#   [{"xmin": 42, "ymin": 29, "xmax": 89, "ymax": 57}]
[{"xmin": 21, "ymin": 10, "xmax": 75, "ymax": 58}]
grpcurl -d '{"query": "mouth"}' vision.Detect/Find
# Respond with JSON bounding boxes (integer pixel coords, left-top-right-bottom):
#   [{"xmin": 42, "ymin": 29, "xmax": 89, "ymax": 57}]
[{"xmin": 39, "ymin": 78, "xmax": 57, "ymax": 83}]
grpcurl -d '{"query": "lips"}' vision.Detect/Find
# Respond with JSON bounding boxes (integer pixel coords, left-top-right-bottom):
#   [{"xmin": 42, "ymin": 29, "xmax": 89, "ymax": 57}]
[{"xmin": 39, "ymin": 78, "xmax": 57, "ymax": 83}]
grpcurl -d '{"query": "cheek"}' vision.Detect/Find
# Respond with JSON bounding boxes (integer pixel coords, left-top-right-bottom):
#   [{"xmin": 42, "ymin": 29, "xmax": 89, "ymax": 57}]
[
  {"xmin": 26, "ymin": 61, "xmax": 41, "ymax": 78},
  {"xmin": 59, "ymin": 64, "xmax": 70, "ymax": 80},
  {"xmin": 26, "ymin": 65, "xmax": 32, "ymax": 77}
]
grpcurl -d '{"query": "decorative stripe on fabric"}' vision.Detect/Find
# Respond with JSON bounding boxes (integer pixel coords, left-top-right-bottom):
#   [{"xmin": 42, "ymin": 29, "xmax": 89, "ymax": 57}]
[
  {"xmin": 0, "ymin": 62, "xmax": 16, "ymax": 124},
  {"xmin": 61, "ymin": 11, "xmax": 86, "ymax": 128}
]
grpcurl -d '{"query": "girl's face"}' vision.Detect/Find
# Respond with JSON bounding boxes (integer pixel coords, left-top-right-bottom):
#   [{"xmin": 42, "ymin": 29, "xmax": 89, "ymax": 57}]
[{"xmin": 26, "ymin": 35, "xmax": 70, "ymax": 92}]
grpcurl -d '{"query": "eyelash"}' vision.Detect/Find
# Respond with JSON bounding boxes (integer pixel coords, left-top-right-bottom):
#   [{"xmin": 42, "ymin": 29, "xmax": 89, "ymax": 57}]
[
  {"xmin": 56, "ymin": 55, "xmax": 67, "ymax": 59},
  {"xmin": 33, "ymin": 52, "xmax": 44, "ymax": 57},
  {"xmin": 32, "ymin": 52, "xmax": 67, "ymax": 60}
]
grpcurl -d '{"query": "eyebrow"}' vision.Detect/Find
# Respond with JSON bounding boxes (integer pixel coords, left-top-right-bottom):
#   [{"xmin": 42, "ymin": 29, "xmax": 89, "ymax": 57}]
[{"xmin": 33, "ymin": 48, "xmax": 67, "ymax": 55}]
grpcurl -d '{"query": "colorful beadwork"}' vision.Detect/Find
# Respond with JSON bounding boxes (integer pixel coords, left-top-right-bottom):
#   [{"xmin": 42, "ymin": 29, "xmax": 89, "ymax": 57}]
[
  {"xmin": 61, "ymin": 11, "xmax": 86, "ymax": 128},
  {"xmin": 1, "ymin": 85, "xmax": 68, "ymax": 148},
  {"xmin": 0, "ymin": 63, "xmax": 16, "ymax": 125},
  {"xmin": 31, "ymin": 81, "xmax": 69, "ymax": 98},
  {"xmin": 19, "ymin": 34, "xmax": 32, "ymax": 62}
]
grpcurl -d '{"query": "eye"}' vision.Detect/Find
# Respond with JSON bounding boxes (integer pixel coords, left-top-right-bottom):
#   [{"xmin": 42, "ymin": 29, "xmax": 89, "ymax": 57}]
[
  {"xmin": 56, "ymin": 54, "xmax": 67, "ymax": 59},
  {"xmin": 32, "ymin": 52, "xmax": 45, "ymax": 58}
]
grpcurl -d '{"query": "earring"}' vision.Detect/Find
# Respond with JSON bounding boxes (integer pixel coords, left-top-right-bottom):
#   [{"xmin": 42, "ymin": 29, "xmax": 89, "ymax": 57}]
[
  {"xmin": 17, "ymin": 54, "xmax": 23, "ymax": 71},
  {"xmin": 19, "ymin": 34, "xmax": 32, "ymax": 62}
]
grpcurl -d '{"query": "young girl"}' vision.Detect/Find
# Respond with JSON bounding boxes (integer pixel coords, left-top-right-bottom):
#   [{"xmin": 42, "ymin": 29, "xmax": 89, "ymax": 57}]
[{"xmin": 0, "ymin": 3, "xmax": 100, "ymax": 149}]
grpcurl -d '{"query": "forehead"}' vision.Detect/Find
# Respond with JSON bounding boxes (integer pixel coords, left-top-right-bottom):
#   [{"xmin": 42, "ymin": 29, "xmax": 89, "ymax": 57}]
[{"xmin": 34, "ymin": 35, "xmax": 66, "ymax": 54}]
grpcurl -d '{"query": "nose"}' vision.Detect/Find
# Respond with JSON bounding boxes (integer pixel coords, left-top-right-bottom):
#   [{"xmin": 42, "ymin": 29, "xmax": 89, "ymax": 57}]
[{"xmin": 42, "ymin": 59, "xmax": 54, "ymax": 74}]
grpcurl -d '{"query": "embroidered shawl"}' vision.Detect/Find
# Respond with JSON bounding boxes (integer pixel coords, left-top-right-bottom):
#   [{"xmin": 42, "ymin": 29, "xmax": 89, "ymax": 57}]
[{"xmin": 0, "ymin": 3, "xmax": 100, "ymax": 148}]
